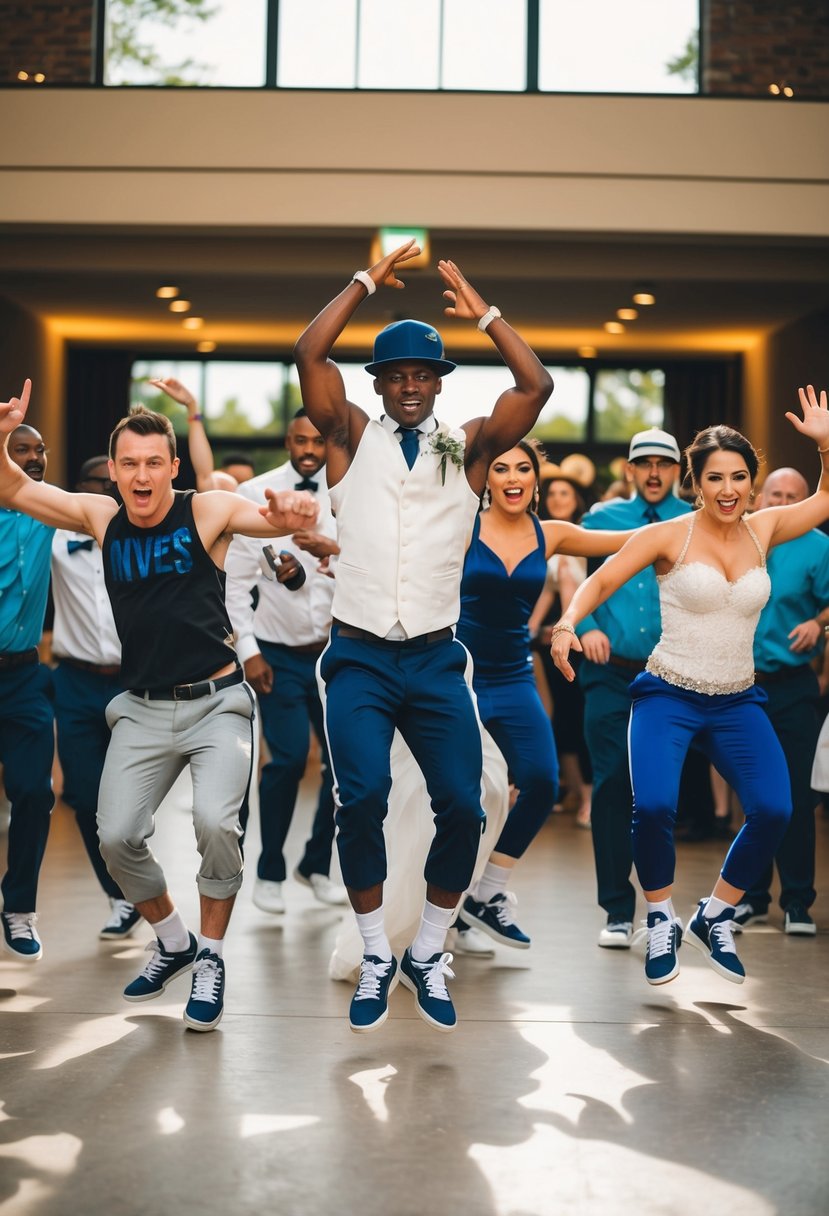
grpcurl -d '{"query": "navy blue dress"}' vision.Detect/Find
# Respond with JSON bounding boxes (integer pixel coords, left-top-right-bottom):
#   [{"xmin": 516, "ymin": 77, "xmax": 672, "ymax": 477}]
[{"xmin": 456, "ymin": 514, "xmax": 559, "ymax": 857}]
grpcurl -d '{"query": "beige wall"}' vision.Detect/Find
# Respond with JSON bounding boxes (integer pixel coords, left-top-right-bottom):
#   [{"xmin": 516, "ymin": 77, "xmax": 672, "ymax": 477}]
[{"xmin": 2, "ymin": 90, "xmax": 828, "ymax": 237}]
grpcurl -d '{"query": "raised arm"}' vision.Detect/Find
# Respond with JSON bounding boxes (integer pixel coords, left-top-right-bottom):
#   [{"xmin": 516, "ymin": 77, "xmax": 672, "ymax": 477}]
[
  {"xmin": 149, "ymin": 378, "xmax": 219, "ymax": 492},
  {"xmin": 192, "ymin": 486, "xmax": 319, "ymax": 565},
  {"xmin": 541, "ymin": 519, "xmax": 636, "ymax": 560},
  {"xmin": 752, "ymin": 385, "xmax": 829, "ymax": 548},
  {"xmin": 293, "ymin": 239, "xmax": 423, "ymax": 483},
  {"xmin": 442, "ymin": 261, "xmax": 553, "ymax": 495},
  {"xmin": 0, "ymin": 380, "xmax": 116, "ymax": 538}
]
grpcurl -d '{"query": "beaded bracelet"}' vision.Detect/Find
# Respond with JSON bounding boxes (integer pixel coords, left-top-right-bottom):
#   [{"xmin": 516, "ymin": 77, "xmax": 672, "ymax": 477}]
[{"xmin": 550, "ymin": 622, "xmax": 576, "ymax": 639}]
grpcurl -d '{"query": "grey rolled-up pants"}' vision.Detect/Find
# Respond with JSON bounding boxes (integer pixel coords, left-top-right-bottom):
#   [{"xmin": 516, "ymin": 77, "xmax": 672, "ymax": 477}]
[{"xmin": 97, "ymin": 681, "xmax": 255, "ymax": 903}]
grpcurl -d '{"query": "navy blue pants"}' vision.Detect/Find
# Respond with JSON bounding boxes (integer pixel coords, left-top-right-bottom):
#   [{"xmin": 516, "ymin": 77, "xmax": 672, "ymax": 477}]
[
  {"xmin": 474, "ymin": 665, "xmax": 558, "ymax": 859},
  {"xmin": 629, "ymin": 672, "xmax": 792, "ymax": 892},
  {"xmin": 52, "ymin": 661, "xmax": 125, "ymax": 900},
  {"xmin": 746, "ymin": 665, "xmax": 820, "ymax": 911},
  {"xmin": 319, "ymin": 628, "xmax": 485, "ymax": 893},
  {"xmin": 0, "ymin": 663, "xmax": 55, "ymax": 911},
  {"xmin": 253, "ymin": 639, "xmax": 336, "ymax": 884}
]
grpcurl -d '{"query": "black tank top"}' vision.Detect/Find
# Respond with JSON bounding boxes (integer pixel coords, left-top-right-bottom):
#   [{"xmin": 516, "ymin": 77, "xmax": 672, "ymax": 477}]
[{"xmin": 103, "ymin": 490, "xmax": 237, "ymax": 690}]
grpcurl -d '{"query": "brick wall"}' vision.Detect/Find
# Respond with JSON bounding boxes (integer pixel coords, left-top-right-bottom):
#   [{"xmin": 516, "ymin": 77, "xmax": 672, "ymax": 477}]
[
  {"xmin": 704, "ymin": 0, "xmax": 829, "ymax": 97},
  {"xmin": 0, "ymin": 2, "xmax": 95, "ymax": 85}
]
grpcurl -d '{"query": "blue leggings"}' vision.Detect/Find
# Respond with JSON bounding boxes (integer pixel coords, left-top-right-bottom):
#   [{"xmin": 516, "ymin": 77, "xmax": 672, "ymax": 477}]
[
  {"xmin": 628, "ymin": 672, "xmax": 791, "ymax": 892},
  {"xmin": 474, "ymin": 667, "xmax": 558, "ymax": 860}
]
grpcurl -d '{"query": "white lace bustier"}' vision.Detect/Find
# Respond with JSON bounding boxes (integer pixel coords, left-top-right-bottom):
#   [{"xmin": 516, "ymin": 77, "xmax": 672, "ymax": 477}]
[{"xmin": 646, "ymin": 515, "xmax": 770, "ymax": 695}]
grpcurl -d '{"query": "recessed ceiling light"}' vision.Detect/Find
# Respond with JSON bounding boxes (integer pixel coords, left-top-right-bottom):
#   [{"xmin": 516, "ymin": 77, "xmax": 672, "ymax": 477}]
[
  {"xmin": 783, "ymin": 86, "xmax": 794, "ymax": 98},
  {"xmin": 578, "ymin": 345, "xmax": 597, "ymax": 359},
  {"xmin": 169, "ymin": 299, "xmax": 191, "ymax": 313},
  {"xmin": 33, "ymin": 73, "xmax": 45, "ymax": 83},
  {"xmin": 617, "ymin": 308, "xmax": 638, "ymax": 321},
  {"xmin": 196, "ymin": 340, "xmax": 216, "ymax": 353},
  {"xmin": 182, "ymin": 317, "xmax": 204, "ymax": 330},
  {"xmin": 156, "ymin": 286, "xmax": 179, "ymax": 299},
  {"xmin": 17, "ymin": 71, "xmax": 28, "ymax": 81},
  {"xmin": 769, "ymin": 83, "xmax": 780, "ymax": 95},
  {"xmin": 603, "ymin": 321, "xmax": 625, "ymax": 334},
  {"xmin": 632, "ymin": 292, "xmax": 656, "ymax": 306}
]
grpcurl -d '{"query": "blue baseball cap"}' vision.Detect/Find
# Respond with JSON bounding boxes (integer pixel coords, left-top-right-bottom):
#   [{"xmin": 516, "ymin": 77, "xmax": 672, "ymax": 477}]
[{"xmin": 365, "ymin": 319, "xmax": 456, "ymax": 376}]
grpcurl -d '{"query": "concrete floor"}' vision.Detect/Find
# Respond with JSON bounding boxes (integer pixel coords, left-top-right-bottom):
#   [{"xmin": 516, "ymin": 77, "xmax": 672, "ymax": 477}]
[{"xmin": 1, "ymin": 776, "xmax": 827, "ymax": 1216}]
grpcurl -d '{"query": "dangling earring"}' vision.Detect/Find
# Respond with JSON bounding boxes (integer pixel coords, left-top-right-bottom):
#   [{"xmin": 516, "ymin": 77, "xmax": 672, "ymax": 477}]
[{"xmin": 482, "ymin": 484, "xmax": 491, "ymax": 509}]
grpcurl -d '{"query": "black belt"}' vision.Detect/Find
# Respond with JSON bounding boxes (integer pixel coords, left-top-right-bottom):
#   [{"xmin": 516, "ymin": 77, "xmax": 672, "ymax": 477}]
[
  {"xmin": 58, "ymin": 656, "xmax": 122, "ymax": 678},
  {"xmin": 607, "ymin": 654, "xmax": 648, "ymax": 674},
  {"xmin": 0, "ymin": 647, "xmax": 38, "ymax": 672},
  {"xmin": 333, "ymin": 620, "xmax": 453, "ymax": 649},
  {"xmin": 131, "ymin": 667, "xmax": 244, "ymax": 701},
  {"xmin": 754, "ymin": 666, "xmax": 807, "ymax": 685}
]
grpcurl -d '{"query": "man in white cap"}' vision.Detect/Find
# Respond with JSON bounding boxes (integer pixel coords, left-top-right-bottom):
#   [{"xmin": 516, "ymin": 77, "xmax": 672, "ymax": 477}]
[{"xmin": 577, "ymin": 426, "xmax": 691, "ymax": 948}]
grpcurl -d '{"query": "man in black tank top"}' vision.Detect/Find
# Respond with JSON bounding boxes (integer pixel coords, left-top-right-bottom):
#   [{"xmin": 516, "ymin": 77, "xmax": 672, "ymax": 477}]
[{"xmin": 0, "ymin": 383, "xmax": 318, "ymax": 1033}]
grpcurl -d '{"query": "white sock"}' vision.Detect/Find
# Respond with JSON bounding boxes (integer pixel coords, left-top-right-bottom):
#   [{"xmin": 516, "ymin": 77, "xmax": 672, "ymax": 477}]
[
  {"xmin": 150, "ymin": 908, "xmax": 191, "ymax": 953},
  {"xmin": 473, "ymin": 862, "xmax": 511, "ymax": 904},
  {"xmin": 703, "ymin": 895, "xmax": 733, "ymax": 919},
  {"xmin": 197, "ymin": 934, "xmax": 224, "ymax": 958},
  {"xmin": 355, "ymin": 907, "xmax": 391, "ymax": 962},
  {"xmin": 647, "ymin": 898, "xmax": 674, "ymax": 921},
  {"xmin": 411, "ymin": 901, "xmax": 455, "ymax": 962}
]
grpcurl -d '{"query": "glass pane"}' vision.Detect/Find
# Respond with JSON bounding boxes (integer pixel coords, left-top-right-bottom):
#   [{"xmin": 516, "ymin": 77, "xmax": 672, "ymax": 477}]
[
  {"xmin": 594, "ymin": 368, "xmax": 664, "ymax": 442},
  {"xmin": 203, "ymin": 363, "xmax": 285, "ymax": 436},
  {"xmin": 131, "ymin": 359, "xmax": 204, "ymax": 435},
  {"xmin": 531, "ymin": 367, "xmax": 589, "ymax": 444},
  {"xmin": 104, "ymin": 0, "xmax": 268, "ymax": 87},
  {"xmin": 539, "ymin": 0, "xmax": 698, "ymax": 94},
  {"xmin": 442, "ymin": 0, "xmax": 526, "ymax": 91},
  {"xmin": 277, "ymin": 0, "xmax": 358, "ymax": 88},
  {"xmin": 358, "ymin": 0, "xmax": 441, "ymax": 90}
]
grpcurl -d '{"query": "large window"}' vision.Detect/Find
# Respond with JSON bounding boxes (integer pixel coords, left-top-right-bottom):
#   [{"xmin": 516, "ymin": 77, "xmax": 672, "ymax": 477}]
[{"xmin": 103, "ymin": 1, "xmax": 698, "ymax": 94}]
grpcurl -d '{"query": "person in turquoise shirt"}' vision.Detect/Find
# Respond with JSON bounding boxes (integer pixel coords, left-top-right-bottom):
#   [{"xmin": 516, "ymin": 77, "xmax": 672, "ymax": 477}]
[
  {"xmin": 0, "ymin": 424, "xmax": 56, "ymax": 962},
  {"xmin": 737, "ymin": 467, "xmax": 829, "ymax": 935},
  {"xmin": 578, "ymin": 427, "xmax": 691, "ymax": 948}
]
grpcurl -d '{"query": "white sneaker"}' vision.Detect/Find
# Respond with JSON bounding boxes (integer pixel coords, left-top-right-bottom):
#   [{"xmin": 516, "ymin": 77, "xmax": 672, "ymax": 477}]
[
  {"xmin": 598, "ymin": 919, "xmax": 634, "ymax": 949},
  {"xmin": 252, "ymin": 879, "xmax": 285, "ymax": 914},
  {"xmin": 447, "ymin": 924, "xmax": 495, "ymax": 957},
  {"xmin": 294, "ymin": 868, "xmax": 348, "ymax": 906}
]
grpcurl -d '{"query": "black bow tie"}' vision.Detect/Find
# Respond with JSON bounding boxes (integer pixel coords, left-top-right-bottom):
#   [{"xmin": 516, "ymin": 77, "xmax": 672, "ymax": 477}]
[
  {"xmin": 294, "ymin": 478, "xmax": 319, "ymax": 492},
  {"xmin": 67, "ymin": 538, "xmax": 94, "ymax": 554}
]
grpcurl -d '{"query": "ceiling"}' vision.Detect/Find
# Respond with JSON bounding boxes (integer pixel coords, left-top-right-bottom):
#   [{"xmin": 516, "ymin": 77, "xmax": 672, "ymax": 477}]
[{"xmin": 2, "ymin": 226, "xmax": 829, "ymax": 359}]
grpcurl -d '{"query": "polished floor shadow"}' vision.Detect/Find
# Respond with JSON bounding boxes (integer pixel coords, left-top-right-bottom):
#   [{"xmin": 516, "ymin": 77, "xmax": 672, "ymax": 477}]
[{"xmin": 1, "ymin": 775, "xmax": 827, "ymax": 1216}]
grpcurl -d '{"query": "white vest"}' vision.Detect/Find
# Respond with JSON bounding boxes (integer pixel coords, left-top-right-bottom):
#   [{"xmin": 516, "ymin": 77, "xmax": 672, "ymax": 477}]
[{"xmin": 329, "ymin": 419, "xmax": 480, "ymax": 637}]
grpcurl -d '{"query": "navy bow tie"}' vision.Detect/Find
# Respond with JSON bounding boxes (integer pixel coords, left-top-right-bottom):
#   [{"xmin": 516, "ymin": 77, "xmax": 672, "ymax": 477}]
[
  {"xmin": 67, "ymin": 538, "xmax": 94, "ymax": 554},
  {"xmin": 396, "ymin": 427, "xmax": 420, "ymax": 471},
  {"xmin": 294, "ymin": 478, "xmax": 319, "ymax": 492}
]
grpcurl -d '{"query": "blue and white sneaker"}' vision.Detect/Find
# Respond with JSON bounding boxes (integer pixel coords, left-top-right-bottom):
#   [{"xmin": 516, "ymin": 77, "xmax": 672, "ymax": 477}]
[
  {"xmin": 685, "ymin": 900, "xmax": 745, "ymax": 984},
  {"xmin": 349, "ymin": 955, "xmax": 398, "ymax": 1033},
  {"xmin": 462, "ymin": 891, "xmax": 530, "ymax": 949},
  {"xmin": 99, "ymin": 899, "xmax": 142, "ymax": 940},
  {"xmin": 399, "ymin": 949, "xmax": 457, "ymax": 1033},
  {"xmin": 732, "ymin": 901, "xmax": 768, "ymax": 932},
  {"xmin": 2, "ymin": 912, "xmax": 42, "ymax": 962},
  {"xmin": 123, "ymin": 933, "xmax": 198, "ymax": 1002},
  {"xmin": 641, "ymin": 910, "xmax": 683, "ymax": 985},
  {"xmin": 183, "ymin": 950, "xmax": 225, "ymax": 1032}
]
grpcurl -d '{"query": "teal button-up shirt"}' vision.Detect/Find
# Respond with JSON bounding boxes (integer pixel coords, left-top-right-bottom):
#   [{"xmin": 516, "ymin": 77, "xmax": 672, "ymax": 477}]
[
  {"xmin": 0, "ymin": 508, "xmax": 54, "ymax": 652},
  {"xmin": 754, "ymin": 529, "xmax": 829, "ymax": 672},
  {"xmin": 577, "ymin": 492, "xmax": 692, "ymax": 660}
]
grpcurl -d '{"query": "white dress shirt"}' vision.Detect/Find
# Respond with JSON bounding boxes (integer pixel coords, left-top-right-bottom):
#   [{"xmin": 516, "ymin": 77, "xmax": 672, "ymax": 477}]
[
  {"xmin": 51, "ymin": 530, "xmax": 121, "ymax": 665},
  {"xmin": 224, "ymin": 462, "xmax": 337, "ymax": 661}
]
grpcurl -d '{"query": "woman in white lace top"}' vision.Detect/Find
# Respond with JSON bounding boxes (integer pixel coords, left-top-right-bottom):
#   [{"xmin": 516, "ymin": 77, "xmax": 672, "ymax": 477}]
[{"xmin": 551, "ymin": 385, "xmax": 829, "ymax": 989}]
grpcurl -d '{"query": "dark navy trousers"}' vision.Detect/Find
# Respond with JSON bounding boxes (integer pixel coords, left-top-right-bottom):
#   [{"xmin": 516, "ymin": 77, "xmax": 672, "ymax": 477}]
[
  {"xmin": 319, "ymin": 628, "xmax": 485, "ymax": 893},
  {"xmin": 0, "ymin": 662, "xmax": 55, "ymax": 911},
  {"xmin": 52, "ymin": 661, "xmax": 125, "ymax": 900},
  {"xmin": 473, "ymin": 665, "xmax": 558, "ymax": 859},
  {"xmin": 628, "ymin": 672, "xmax": 792, "ymax": 892},
  {"xmin": 253, "ymin": 639, "xmax": 336, "ymax": 883}
]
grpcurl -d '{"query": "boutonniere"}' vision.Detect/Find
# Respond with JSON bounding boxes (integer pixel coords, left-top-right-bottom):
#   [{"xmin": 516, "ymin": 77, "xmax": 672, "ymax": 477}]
[{"xmin": 428, "ymin": 428, "xmax": 465, "ymax": 485}]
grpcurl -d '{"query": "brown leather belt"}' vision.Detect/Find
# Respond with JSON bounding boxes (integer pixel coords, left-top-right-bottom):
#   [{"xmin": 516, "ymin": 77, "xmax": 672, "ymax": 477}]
[
  {"xmin": 58, "ymin": 655, "xmax": 122, "ymax": 678},
  {"xmin": 0, "ymin": 647, "xmax": 38, "ymax": 671},
  {"xmin": 333, "ymin": 620, "xmax": 453, "ymax": 648},
  {"xmin": 607, "ymin": 654, "xmax": 648, "ymax": 674}
]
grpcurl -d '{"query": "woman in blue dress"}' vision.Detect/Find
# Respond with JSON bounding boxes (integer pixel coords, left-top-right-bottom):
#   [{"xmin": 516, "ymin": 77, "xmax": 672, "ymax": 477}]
[{"xmin": 455, "ymin": 440, "xmax": 630, "ymax": 949}]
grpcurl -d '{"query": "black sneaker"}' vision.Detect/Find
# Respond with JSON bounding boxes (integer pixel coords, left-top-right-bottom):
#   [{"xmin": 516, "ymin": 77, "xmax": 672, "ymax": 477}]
[
  {"xmin": 784, "ymin": 905, "xmax": 817, "ymax": 936},
  {"xmin": 123, "ymin": 933, "xmax": 198, "ymax": 1002},
  {"xmin": 732, "ymin": 902, "xmax": 768, "ymax": 932},
  {"xmin": 99, "ymin": 899, "xmax": 141, "ymax": 940},
  {"xmin": 598, "ymin": 917, "xmax": 634, "ymax": 949}
]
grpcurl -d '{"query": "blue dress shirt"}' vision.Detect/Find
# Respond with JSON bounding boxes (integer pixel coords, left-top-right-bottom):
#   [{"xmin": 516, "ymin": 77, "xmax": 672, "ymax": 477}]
[
  {"xmin": 0, "ymin": 508, "xmax": 55, "ymax": 652},
  {"xmin": 578, "ymin": 492, "xmax": 692, "ymax": 659},
  {"xmin": 754, "ymin": 529, "xmax": 829, "ymax": 672}
]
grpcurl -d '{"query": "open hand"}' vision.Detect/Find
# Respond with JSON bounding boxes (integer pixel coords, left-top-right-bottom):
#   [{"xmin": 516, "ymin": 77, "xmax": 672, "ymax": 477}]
[
  {"xmin": 0, "ymin": 379, "xmax": 32, "ymax": 435},
  {"xmin": 785, "ymin": 384, "xmax": 829, "ymax": 448},
  {"xmin": 366, "ymin": 238, "xmax": 422, "ymax": 291},
  {"xmin": 149, "ymin": 377, "xmax": 197, "ymax": 412},
  {"xmin": 438, "ymin": 260, "xmax": 489, "ymax": 321},
  {"xmin": 551, "ymin": 626, "xmax": 583, "ymax": 683}
]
